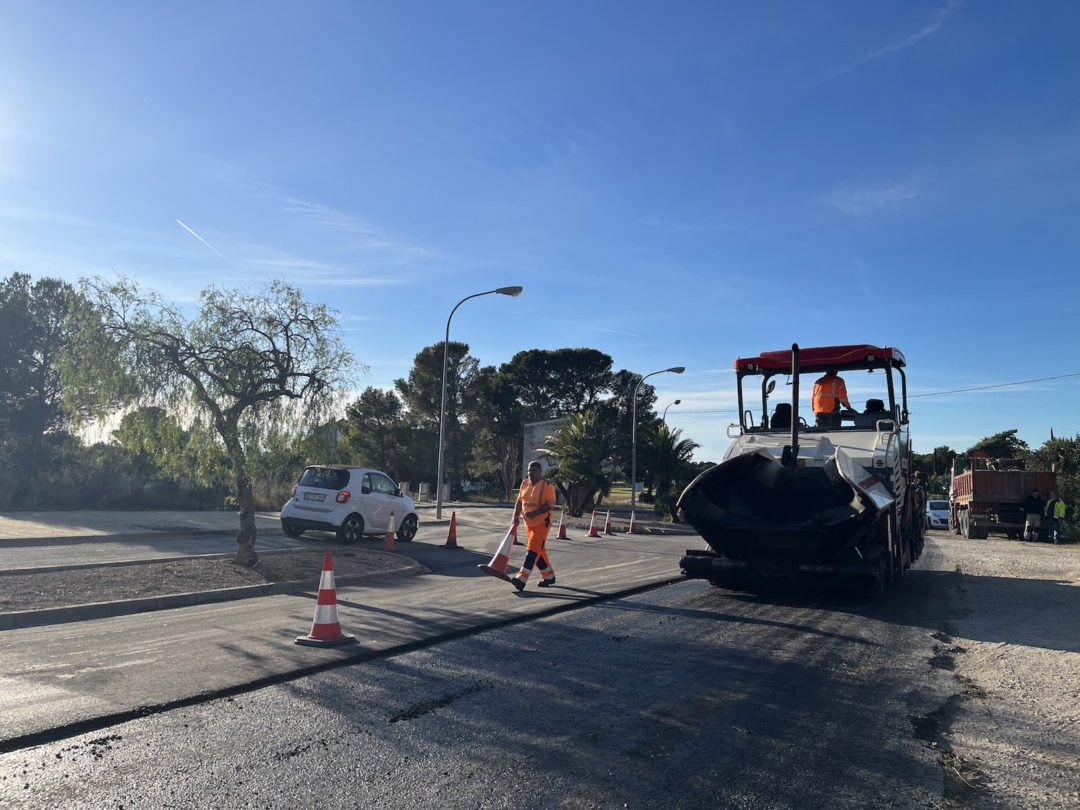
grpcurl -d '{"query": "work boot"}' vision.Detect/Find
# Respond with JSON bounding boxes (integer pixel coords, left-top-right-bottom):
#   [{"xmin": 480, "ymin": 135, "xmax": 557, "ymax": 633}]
[
  {"xmin": 510, "ymin": 576, "xmax": 526, "ymax": 592},
  {"xmin": 537, "ymin": 576, "xmax": 556, "ymax": 588}
]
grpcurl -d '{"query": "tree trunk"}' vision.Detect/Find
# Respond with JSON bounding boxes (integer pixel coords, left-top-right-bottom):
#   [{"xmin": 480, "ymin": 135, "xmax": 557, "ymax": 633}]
[{"xmin": 233, "ymin": 460, "xmax": 258, "ymax": 566}]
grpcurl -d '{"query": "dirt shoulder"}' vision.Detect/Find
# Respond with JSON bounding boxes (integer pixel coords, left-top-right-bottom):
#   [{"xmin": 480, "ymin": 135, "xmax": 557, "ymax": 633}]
[
  {"xmin": 0, "ymin": 549, "xmax": 410, "ymax": 614},
  {"xmin": 922, "ymin": 531, "xmax": 1080, "ymax": 809}
]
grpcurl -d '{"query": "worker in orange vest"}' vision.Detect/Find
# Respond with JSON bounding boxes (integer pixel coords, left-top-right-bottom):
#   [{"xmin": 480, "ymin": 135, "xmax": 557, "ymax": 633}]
[
  {"xmin": 812, "ymin": 369, "xmax": 851, "ymax": 428},
  {"xmin": 510, "ymin": 461, "xmax": 557, "ymax": 591}
]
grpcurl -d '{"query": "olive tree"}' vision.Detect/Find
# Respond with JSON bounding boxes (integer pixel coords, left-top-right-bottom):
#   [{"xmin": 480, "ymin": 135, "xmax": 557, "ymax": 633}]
[{"xmin": 76, "ymin": 277, "xmax": 355, "ymax": 566}]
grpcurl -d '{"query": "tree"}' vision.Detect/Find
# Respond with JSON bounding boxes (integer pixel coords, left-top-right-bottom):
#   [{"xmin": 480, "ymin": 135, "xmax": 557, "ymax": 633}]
[
  {"xmin": 540, "ymin": 411, "xmax": 617, "ymax": 516},
  {"xmin": 600, "ymin": 368, "xmax": 657, "ymax": 479},
  {"xmin": 0, "ymin": 273, "xmax": 90, "ymax": 478},
  {"xmin": 639, "ymin": 424, "xmax": 700, "ymax": 521},
  {"xmin": 967, "ymin": 430, "xmax": 1030, "ymax": 460},
  {"xmin": 467, "ymin": 366, "xmax": 525, "ymax": 500},
  {"xmin": 501, "ymin": 348, "xmax": 615, "ymax": 421},
  {"xmin": 341, "ymin": 387, "xmax": 409, "ymax": 479},
  {"xmin": 395, "ymin": 342, "xmax": 478, "ymax": 497},
  {"xmin": 75, "ymin": 277, "xmax": 355, "ymax": 566}
]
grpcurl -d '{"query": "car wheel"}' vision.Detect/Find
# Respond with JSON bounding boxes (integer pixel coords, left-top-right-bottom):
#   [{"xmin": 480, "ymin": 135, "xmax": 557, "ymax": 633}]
[
  {"xmin": 337, "ymin": 514, "xmax": 364, "ymax": 544},
  {"xmin": 397, "ymin": 514, "xmax": 418, "ymax": 543},
  {"xmin": 282, "ymin": 520, "xmax": 304, "ymax": 539}
]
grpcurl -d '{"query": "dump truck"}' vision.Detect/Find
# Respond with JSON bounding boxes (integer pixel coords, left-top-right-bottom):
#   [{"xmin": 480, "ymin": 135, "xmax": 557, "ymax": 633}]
[
  {"xmin": 949, "ymin": 456, "xmax": 1056, "ymax": 539},
  {"xmin": 677, "ymin": 343, "xmax": 925, "ymax": 593}
]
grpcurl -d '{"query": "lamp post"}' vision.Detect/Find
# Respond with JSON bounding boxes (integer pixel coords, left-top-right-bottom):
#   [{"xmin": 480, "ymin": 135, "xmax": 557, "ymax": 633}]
[
  {"xmin": 436, "ymin": 286, "xmax": 523, "ymax": 520},
  {"xmin": 662, "ymin": 399, "xmax": 682, "ymax": 424},
  {"xmin": 631, "ymin": 366, "xmax": 685, "ymax": 509}
]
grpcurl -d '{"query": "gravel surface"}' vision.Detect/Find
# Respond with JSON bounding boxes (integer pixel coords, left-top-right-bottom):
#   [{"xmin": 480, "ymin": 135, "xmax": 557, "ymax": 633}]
[
  {"xmin": 0, "ymin": 549, "xmax": 405, "ymax": 612},
  {"xmin": 925, "ymin": 532, "xmax": 1080, "ymax": 809}
]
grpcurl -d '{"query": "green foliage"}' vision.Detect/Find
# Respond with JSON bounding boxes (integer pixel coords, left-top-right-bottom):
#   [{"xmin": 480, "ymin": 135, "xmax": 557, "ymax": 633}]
[
  {"xmin": 1030, "ymin": 434, "xmax": 1080, "ymax": 535},
  {"xmin": 540, "ymin": 411, "xmax": 617, "ymax": 516},
  {"xmin": 74, "ymin": 276, "xmax": 357, "ymax": 565},
  {"xmin": 967, "ymin": 429, "xmax": 1030, "ymax": 460},
  {"xmin": 466, "ymin": 367, "xmax": 524, "ymax": 500},
  {"xmin": 639, "ymin": 424, "xmax": 700, "ymax": 521},
  {"xmin": 0, "ymin": 273, "xmax": 92, "ymax": 476},
  {"xmin": 500, "ymin": 348, "xmax": 616, "ymax": 421},
  {"xmin": 341, "ymin": 387, "xmax": 410, "ymax": 479},
  {"xmin": 395, "ymin": 341, "xmax": 477, "ymax": 497}
]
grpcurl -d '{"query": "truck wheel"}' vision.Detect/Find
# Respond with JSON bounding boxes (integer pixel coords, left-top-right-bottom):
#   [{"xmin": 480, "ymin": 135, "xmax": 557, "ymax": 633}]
[
  {"xmin": 975, "ymin": 526, "xmax": 989, "ymax": 540},
  {"xmin": 959, "ymin": 511, "xmax": 971, "ymax": 539}
]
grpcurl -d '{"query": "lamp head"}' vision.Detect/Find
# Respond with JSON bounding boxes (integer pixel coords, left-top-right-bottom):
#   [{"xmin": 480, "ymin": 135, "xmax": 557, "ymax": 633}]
[
  {"xmin": 496, "ymin": 286, "xmax": 523, "ymax": 297},
  {"xmin": 674, "ymin": 399, "xmax": 681, "ymax": 405},
  {"xmin": 669, "ymin": 366, "xmax": 686, "ymax": 374}
]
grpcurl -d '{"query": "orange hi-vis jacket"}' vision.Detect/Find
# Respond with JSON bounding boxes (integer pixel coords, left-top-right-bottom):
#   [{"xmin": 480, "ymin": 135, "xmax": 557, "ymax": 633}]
[
  {"xmin": 518, "ymin": 478, "xmax": 556, "ymax": 535},
  {"xmin": 812, "ymin": 374, "xmax": 850, "ymax": 414}
]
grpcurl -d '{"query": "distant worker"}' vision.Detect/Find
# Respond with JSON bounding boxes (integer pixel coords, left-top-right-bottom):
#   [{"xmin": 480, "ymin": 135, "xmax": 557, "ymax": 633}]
[
  {"xmin": 1022, "ymin": 488, "xmax": 1044, "ymax": 542},
  {"xmin": 1044, "ymin": 490, "xmax": 1065, "ymax": 544},
  {"xmin": 811, "ymin": 368, "xmax": 851, "ymax": 428},
  {"xmin": 510, "ymin": 461, "xmax": 557, "ymax": 591}
]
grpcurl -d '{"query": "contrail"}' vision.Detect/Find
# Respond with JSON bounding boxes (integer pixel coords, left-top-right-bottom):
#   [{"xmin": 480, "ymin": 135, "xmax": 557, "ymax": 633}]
[{"xmin": 176, "ymin": 219, "xmax": 228, "ymax": 261}]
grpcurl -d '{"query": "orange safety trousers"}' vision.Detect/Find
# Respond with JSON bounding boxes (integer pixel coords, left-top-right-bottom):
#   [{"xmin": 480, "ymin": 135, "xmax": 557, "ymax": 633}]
[{"xmin": 516, "ymin": 524, "xmax": 554, "ymax": 583}]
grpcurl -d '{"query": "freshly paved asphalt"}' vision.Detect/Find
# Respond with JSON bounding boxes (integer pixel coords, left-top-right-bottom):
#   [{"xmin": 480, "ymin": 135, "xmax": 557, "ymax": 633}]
[{"xmin": 0, "ymin": 503, "xmax": 700, "ymax": 752}]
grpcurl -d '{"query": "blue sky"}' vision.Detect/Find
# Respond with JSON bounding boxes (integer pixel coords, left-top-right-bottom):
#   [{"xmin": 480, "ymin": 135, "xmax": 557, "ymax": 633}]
[{"xmin": 1, "ymin": 2, "xmax": 1078, "ymax": 462}]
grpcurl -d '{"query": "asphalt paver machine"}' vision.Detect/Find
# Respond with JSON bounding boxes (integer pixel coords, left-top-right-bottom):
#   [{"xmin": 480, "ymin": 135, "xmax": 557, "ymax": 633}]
[{"xmin": 677, "ymin": 344, "xmax": 925, "ymax": 592}]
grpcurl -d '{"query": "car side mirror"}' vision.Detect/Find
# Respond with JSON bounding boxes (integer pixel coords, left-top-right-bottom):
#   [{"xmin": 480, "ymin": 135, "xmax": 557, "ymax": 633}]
[
  {"xmin": 361, "ymin": 486, "xmax": 371, "ymax": 495},
  {"xmin": 393, "ymin": 488, "xmax": 402, "ymax": 497}
]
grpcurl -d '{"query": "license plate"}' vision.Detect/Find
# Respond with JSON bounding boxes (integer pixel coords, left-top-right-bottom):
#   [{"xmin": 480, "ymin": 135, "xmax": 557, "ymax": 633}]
[{"xmin": 303, "ymin": 492, "xmax": 325, "ymax": 502}]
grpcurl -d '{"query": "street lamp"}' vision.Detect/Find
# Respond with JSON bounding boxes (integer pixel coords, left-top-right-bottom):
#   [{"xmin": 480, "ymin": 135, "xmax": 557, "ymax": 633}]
[
  {"xmin": 631, "ymin": 366, "xmax": 685, "ymax": 510},
  {"xmin": 662, "ymin": 399, "xmax": 682, "ymax": 424},
  {"xmin": 436, "ymin": 286, "xmax": 523, "ymax": 519}
]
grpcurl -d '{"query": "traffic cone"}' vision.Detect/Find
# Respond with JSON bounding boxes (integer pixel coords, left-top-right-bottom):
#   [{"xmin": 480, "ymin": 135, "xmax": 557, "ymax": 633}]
[
  {"xmin": 628, "ymin": 510, "xmax": 638, "ymax": 534},
  {"xmin": 443, "ymin": 511, "xmax": 460, "ymax": 548},
  {"xmin": 383, "ymin": 511, "xmax": 396, "ymax": 552},
  {"xmin": 295, "ymin": 551, "xmax": 355, "ymax": 647},
  {"xmin": 556, "ymin": 510, "xmax": 568, "ymax": 539},
  {"xmin": 512, "ymin": 520, "xmax": 523, "ymax": 546},
  {"xmin": 587, "ymin": 510, "xmax": 600, "ymax": 538},
  {"xmin": 604, "ymin": 510, "xmax": 614, "ymax": 535},
  {"xmin": 478, "ymin": 524, "xmax": 517, "ymax": 582}
]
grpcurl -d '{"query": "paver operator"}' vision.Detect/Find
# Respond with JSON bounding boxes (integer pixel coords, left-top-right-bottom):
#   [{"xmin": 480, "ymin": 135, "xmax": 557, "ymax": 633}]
[
  {"xmin": 812, "ymin": 369, "xmax": 852, "ymax": 428},
  {"xmin": 510, "ymin": 461, "xmax": 557, "ymax": 591}
]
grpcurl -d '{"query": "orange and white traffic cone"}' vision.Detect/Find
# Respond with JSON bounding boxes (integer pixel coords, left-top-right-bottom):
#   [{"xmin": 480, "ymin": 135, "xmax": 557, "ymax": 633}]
[
  {"xmin": 383, "ymin": 511, "xmax": 396, "ymax": 552},
  {"xmin": 556, "ymin": 510, "xmax": 568, "ymax": 540},
  {"xmin": 604, "ymin": 510, "xmax": 614, "ymax": 535},
  {"xmin": 628, "ymin": 510, "xmax": 638, "ymax": 534},
  {"xmin": 295, "ymin": 551, "xmax": 355, "ymax": 647},
  {"xmin": 478, "ymin": 523, "xmax": 517, "ymax": 582},
  {"xmin": 443, "ymin": 511, "xmax": 460, "ymax": 548},
  {"xmin": 587, "ymin": 510, "xmax": 600, "ymax": 538},
  {"xmin": 512, "ymin": 520, "xmax": 523, "ymax": 546}
]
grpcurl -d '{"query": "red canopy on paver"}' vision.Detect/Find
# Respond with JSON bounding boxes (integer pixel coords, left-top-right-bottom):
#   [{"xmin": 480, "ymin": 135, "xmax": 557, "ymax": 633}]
[{"xmin": 734, "ymin": 344, "xmax": 905, "ymax": 372}]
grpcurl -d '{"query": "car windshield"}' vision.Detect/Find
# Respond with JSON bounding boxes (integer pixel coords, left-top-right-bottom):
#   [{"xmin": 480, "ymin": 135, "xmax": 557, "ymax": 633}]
[
  {"xmin": 298, "ymin": 467, "xmax": 350, "ymax": 491},
  {"xmin": 929, "ymin": 500, "xmax": 949, "ymax": 510}
]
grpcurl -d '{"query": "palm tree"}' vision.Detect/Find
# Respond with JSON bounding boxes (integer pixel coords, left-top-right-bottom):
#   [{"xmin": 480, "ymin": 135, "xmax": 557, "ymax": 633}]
[
  {"xmin": 540, "ymin": 411, "xmax": 616, "ymax": 516},
  {"xmin": 640, "ymin": 424, "xmax": 699, "ymax": 520}
]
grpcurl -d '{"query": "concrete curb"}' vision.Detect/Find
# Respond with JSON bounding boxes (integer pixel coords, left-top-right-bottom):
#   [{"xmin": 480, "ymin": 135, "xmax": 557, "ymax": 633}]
[
  {"xmin": 0, "ymin": 559, "xmax": 429, "ymax": 632},
  {"xmin": 0, "ymin": 545, "xmax": 343, "ymax": 576}
]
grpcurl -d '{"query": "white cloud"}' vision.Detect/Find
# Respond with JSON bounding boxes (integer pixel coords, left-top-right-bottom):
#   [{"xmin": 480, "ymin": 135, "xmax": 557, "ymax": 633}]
[{"xmin": 820, "ymin": 182, "xmax": 921, "ymax": 215}]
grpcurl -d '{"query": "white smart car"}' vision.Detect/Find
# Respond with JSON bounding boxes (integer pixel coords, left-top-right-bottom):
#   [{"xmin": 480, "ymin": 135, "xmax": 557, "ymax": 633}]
[{"xmin": 280, "ymin": 465, "xmax": 419, "ymax": 543}]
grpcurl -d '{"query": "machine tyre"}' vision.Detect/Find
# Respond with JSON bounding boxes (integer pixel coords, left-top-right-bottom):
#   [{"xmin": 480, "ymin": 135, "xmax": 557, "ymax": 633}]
[
  {"xmin": 960, "ymin": 511, "xmax": 971, "ymax": 540},
  {"xmin": 337, "ymin": 514, "xmax": 364, "ymax": 544},
  {"xmin": 282, "ymin": 520, "xmax": 304, "ymax": 538}
]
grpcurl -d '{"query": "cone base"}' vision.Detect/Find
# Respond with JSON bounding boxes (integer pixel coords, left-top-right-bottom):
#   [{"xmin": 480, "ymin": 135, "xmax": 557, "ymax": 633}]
[
  {"xmin": 478, "ymin": 563, "xmax": 512, "ymax": 582},
  {"xmin": 442, "ymin": 541, "xmax": 462, "ymax": 549},
  {"xmin": 295, "ymin": 632, "xmax": 356, "ymax": 647}
]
